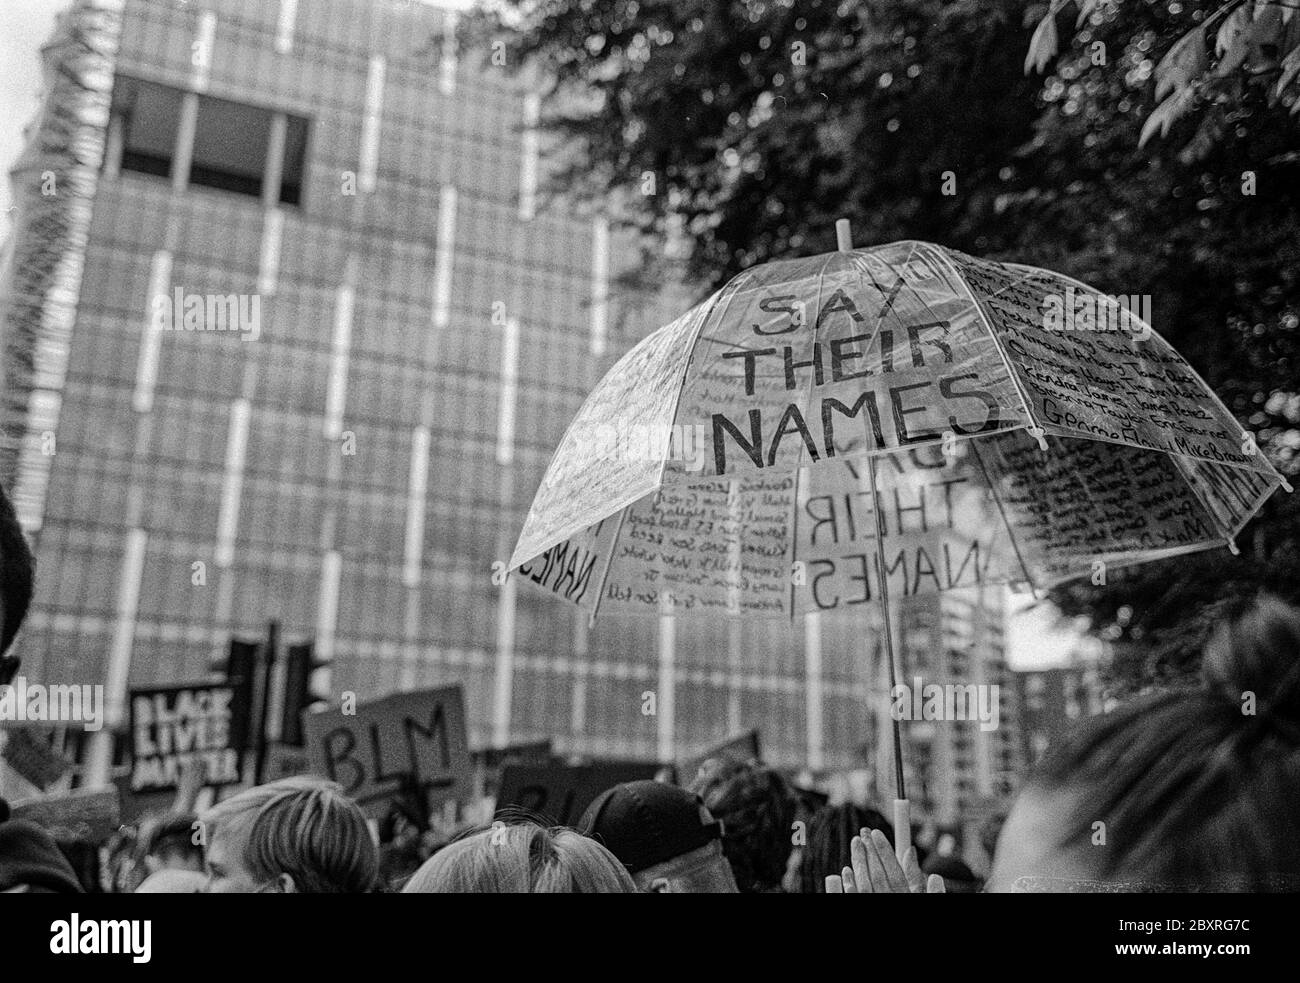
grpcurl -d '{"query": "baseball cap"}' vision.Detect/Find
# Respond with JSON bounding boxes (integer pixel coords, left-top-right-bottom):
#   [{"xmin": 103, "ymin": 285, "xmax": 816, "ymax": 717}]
[{"xmin": 579, "ymin": 780, "xmax": 722, "ymax": 874}]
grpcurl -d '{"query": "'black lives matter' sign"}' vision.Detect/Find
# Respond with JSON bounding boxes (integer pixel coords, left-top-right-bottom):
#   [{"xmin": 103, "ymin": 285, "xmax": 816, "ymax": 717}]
[{"xmin": 129, "ymin": 683, "xmax": 244, "ymax": 792}]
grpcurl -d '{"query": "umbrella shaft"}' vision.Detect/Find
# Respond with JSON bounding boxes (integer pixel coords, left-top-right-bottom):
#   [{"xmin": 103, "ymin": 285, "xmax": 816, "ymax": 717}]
[{"xmin": 867, "ymin": 454, "xmax": 907, "ymax": 802}]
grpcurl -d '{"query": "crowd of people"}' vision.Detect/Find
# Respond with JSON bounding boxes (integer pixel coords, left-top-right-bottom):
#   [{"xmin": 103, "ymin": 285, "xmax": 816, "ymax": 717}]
[{"xmin": 2, "ymin": 487, "xmax": 1300, "ymax": 894}]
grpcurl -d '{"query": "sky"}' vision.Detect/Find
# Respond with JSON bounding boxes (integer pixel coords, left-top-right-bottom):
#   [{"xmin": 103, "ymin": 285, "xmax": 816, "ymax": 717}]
[{"xmin": 0, "ymin": 0, "xmax": 1092, "ymax": 672}]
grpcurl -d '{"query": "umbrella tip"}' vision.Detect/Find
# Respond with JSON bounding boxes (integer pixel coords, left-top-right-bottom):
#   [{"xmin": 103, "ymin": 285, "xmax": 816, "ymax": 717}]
[
  {"xmin": 1282, "ymin": 478, "xmax": 1294, "ymax": 494},
  {"xmin": 1227, "ymin": 537, "xmax": 1241, "ymax": 557},
  {"xmin": 1028, "ymin": 425, "xmax": 1048, "ymax": 452},
  {"xmin": 835, "ymin": 219, "xmax": 853, "ymax": 252}
]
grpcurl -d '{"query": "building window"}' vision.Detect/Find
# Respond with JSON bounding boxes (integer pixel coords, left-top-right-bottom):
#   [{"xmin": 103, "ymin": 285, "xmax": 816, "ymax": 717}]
[
  {"xmin": 112, "ymin": 77, "xmax": 182, "ymax": 178},
  {"xmin": 108, "ymin": 76, "xmax": 308, "ymax": 206}
]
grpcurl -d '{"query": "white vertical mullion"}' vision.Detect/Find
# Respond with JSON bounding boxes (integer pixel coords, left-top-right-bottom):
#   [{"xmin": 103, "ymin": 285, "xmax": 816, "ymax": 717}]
[
  {"xmin": 492, "ymin": 576, "xmax": 517, "ymax": 746},
  {"xmin": 258, "ymin": 209, "xmax": 284, "ymax": 295},
  {"xmin": 590, "ymin": 217, "xmax": 610, "ymax": 355},
  {"xmin": 85, "ymin": 527, "xmax": 149, "ymax": 786},
  {"xmin": 402, "ymin": 426, "xmax": 431, "ymax": 588},
  {"xmin": 324, "ymin": 281, "xmax": 355, "ymax": 439},
  {"xmin": 518, "ymin": 94, "xmax": 540, "ymax": 221},
  {"xmin": 191, "ymin": 12, "xmax": 217, "ymax": 93},
  {"xmin": 134, "ymin": 250, "xmax": 172, "ymax": 413},
  {"xmin": 657, "ymin": 598, "xmax": 676, "ymax": 762},
  {"xmin": 215, "ymin": 398, "xmax": 251, "ymax": 568},
  {"xmin": 432, "ymin": 185, "xmax": 457, "ymax": 329},
  {"xmin": 805, "ymin": 612, "xmax": 824, "ymax": 770},
  {"xmin": 496, "ymin": 317, "xmax": 520, "ymax": 465},
  {"xmin": 439, "ymin": 11, "xmax": 459, "ymax": 96},
  {"xmin": 274, "ymin": 0, "xmax": 298, "ymax": 54},
  {"xmin": 359, "ymin": 55, "xmax": 386, "ymax": 194},
  {"xmin": 315, "ymin": 550, "xmax": 342, "ymax": 693}
]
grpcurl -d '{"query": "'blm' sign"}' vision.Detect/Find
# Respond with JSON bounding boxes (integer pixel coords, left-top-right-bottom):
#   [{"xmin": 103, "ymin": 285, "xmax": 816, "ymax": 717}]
[{"xmin": 303, "ymin": 686, "xmax": 470, "ymax": 815}]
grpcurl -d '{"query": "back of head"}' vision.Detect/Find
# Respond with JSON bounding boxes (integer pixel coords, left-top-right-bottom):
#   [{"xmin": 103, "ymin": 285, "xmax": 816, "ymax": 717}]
[
  {"xmin": 688, "ymin": 757, "xmax": 796, "ymax": 893},
  {"xmin": 0, "ymin": 480, "xmax": 34, "ymax": 658},
  {"xmin": 1024, "ymin": 594, "xmax": 1300, "ymax": 890},
  {"xmin": 401, "ymin": 822, "xmax": 637, "ymax": 893},
  {"xmin": 141, "ymin": 811, "xmax": 204, "ymax": 872},
  {"xmin": 135, "ymin": 868, "xmax": 206, "ymax": 893},
  {"xmin": 800, "ymin": 803, "xmax": 893, "ymax": 894},
  {"xmin": 578, "ymin": 779, "xmax": 731, "ymax": 890},
  {"xmin": 200, "ymin": 776, "xmax": 378, "ymax": 893},
  {"xmin": 0, "ymin": 818, "xmax": 83, "ymax": 893}
]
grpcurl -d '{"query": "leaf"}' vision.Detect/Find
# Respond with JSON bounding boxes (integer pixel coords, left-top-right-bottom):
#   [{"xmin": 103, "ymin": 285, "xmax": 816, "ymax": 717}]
[
  {"xmin": 1024, "ymin": 9, "xmax": 1060, "ymax": 74},
  {"xmin": 1278, "ymin": 44, "xmax": 1300, "ymax": 96},
  {"xmin": 1139, "ymin": 87, "xmax": 1195, "ymax": 147},
  {"xmin": 1155, "ymin": 26, "xmax": 1209, "ymax": 101},
  {"xmin": 1215, "ymin": 4, "xmax": 1252, "ymax": 75}
]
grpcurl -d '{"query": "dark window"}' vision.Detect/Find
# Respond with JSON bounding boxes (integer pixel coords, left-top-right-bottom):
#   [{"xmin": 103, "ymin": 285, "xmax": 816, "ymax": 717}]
[
  {"xmin": 190, "ymin": 94, "xmax": 272, "ymax": 198},
  {"xmin": 113, "ymin": 77, "xmax": 182, "ymax": 177},
  {"xmin": 107, "ymin": 76, "xmax": 308, "ymax": 206}
]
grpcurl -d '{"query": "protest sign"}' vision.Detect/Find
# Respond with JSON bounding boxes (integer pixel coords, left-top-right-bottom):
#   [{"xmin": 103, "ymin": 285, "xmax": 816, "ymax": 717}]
[
  {"xmin": 303, "ymin": 686, "xmax": 471, "ymax": 815},
  {"xmin": 495, "ymin": 760, "xmax": 662, "ymax": 826},
  {"xmin": 679, "ymin": 729, "xmax": 761, "ymax": 785},
  {"xmin": 10, "ymin": 786, "xmax": 121, "ymax": 842},
  {"xmin": 128, "ymin": 683, "xmax": 244, "ymax": 793},
  {"xmin": 0, "ymin": 726, "xmax": 72, "ymax": 791}
]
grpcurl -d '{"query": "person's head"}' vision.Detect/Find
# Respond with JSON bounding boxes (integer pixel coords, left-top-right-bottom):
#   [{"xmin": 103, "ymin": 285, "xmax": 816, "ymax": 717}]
[
  {"xmin": 401, "ymin": 821, "xmax": 637, "ymax": 893},
  {"xmin": 988, "ymin": 594, "xmax": 1300, "ymax": 892},
  {"xmin": 688, "ymin": 757, "xmax": 797, "ymax": 893},
  {"xmin": 0, "ymin": 480, "xmax": 34, "ymax": 662},
  {"xmin": 140, "ymin": 812, "xmax": 204, "ymax": 874},
  {"xmin": 134, "ymin": 868, "xmax": 206, "ymax": 893},
  {"xmin": 198, "ymin": 776, "xmax": 378, "ymax": 893},
  {"xmin": 0, "ymin": 810, "xmax": 83, "ymax": 894},
  {"xmin": 579, "ymin": 780, "xmax": 738, "ymax": 892},
  {"xmin": 799, "ymin": 803, "xmax": 893, "ymax": 894}
]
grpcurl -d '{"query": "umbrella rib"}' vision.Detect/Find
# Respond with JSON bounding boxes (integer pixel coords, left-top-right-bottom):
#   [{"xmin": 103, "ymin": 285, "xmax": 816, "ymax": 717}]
[
  {"xmin": 969, "ymin": 438, "xmax": 1039, "ymax": 596},
  {"xmin": 929, "ymin": 246, "xmax": 1049, "ymax": 447},
  {"xmin": 1163, "ymin": 453, "xmax": 1241, "ymax": 555},
  {"xmin": 588, "ymin": 504, "xmax": 630, "ymax": 628}
]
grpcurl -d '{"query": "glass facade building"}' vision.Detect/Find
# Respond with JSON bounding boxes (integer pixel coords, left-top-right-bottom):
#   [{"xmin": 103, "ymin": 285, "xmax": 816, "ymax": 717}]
[{"xmin": 1, "ymin": 0, "xmax": 1012, "ymax": 802}]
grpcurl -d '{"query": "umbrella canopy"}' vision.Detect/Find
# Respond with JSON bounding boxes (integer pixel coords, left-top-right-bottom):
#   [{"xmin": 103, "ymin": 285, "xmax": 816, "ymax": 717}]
[{"xmin": 509, "ymin": 240, "xmax": 1289, "ymax": 620}]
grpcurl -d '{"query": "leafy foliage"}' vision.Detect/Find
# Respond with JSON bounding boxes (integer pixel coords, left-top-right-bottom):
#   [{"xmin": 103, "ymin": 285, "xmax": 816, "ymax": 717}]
[{"xmin": 467, "ymin": 0, "xmax": 1300, "ymax": 692}]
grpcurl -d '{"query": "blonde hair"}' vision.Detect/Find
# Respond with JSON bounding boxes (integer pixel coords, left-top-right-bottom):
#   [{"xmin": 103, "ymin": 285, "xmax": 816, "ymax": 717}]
[
  {"xmin": 402, "ymin": 822, "xmax": 637, "ymax": 893},
  {"xmin": 201, "ymin": 776, "xmax": 378, "ymax": 893}
]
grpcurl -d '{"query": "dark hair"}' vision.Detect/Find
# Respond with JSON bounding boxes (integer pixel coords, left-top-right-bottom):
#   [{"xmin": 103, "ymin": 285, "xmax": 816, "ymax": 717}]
[
  {"xmin": 142, "ymin": 812, "xmax": 203, "ymax": 868},
  {"xmin": 799, "ymin": 803, "xmax": 893, "ymax": 894},
  {"xmin": 1030, "ymin": 594, "xmax": 1300, "ymax": 891},
  {"xmin": 688, "ymin": 757, "xmax": 796, "ymax": 893},
  {"xmin": 0, "ymin": 482, "xmax": 34, "ymax": 655}
]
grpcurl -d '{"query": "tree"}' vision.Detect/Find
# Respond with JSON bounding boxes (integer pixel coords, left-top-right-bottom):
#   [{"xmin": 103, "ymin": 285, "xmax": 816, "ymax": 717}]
[
  {"xmin": 468, "ymin": 0, "xmax": 1300, "ymax": 693},
  {"xmin": 1026, "ymin": 0, "xmax": 1300, "ymax": 153}
]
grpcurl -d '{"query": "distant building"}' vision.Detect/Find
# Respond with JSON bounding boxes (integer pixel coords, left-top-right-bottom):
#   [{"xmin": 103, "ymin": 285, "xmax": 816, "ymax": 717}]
[
  {"xmin": 1014, "ymin": 664, "xmax": 1107, "ymax": 765},
  {"xmin": 0, "ymin": 0, "xmax": 886, "ymax": 785},
  {"xmin": 889, "ymin": 588, "xmax": 1022, "ymax": 826}
]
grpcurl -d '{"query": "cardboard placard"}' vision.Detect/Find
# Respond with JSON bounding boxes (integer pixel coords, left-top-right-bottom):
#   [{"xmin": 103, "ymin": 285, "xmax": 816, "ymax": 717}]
[
  {"xmin": 495, "ymin": 760, "xmax": 663, "ymax": 827},
  {"xmin": 303, "ymin": 686, "xmax": 471, "ymax": 815},
  {"xmin": 1, "ymin": 726, "xmax": 72, "ymax": 791},
  {"xmin": 128, "ymin": 683, "xmax": 244, "ymax": 793},
  {"xmin": 678, "ymin": 729, "xmax": 761, "ymax": 786}
]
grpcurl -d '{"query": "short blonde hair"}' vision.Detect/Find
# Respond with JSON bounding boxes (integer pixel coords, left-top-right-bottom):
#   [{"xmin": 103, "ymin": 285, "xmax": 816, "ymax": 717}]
[
  {"xmin": 201, "ymin": 776, "xmax": 378, "ymax": 893},
  {"xmin": 402, "ymin": 821, "xmax": 637, "ymax": 893}
]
